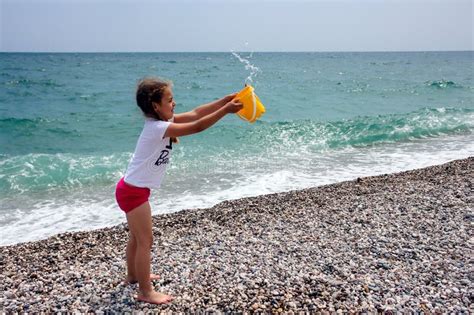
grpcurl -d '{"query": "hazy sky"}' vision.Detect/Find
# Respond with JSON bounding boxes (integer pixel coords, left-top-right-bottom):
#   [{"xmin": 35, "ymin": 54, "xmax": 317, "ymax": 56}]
[{"xmin": 1, "ymin": 0, "xmax": 472, "ymax": 52}]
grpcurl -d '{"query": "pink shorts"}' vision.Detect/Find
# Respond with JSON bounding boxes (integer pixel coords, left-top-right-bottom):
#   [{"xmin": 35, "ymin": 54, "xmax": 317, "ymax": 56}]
[{"xmin": 115, "ymin": 177, "xmax": 150, "ymax": 213}]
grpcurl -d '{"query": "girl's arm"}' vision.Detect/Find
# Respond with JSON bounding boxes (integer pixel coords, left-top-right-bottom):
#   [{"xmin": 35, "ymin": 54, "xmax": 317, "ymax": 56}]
[
  {"xmin": 173, "ymin": 93, "xmax": 237, "ymax": 123},
  {"xmin": 164, "ymin": 100, "xmax": 243, "ymax": 138}
]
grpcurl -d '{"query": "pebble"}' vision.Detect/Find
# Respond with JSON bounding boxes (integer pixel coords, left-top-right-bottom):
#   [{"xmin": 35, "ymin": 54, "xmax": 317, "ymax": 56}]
[{"xmin": 0, "ymin": 158, "xmax": 472, "ymax": 312}]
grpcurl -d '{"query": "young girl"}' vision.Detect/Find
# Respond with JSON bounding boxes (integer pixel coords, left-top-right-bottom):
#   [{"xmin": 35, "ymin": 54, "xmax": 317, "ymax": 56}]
[{"xmin": 115, "ymin": 77, "xmax": 243, "ymax": 305}]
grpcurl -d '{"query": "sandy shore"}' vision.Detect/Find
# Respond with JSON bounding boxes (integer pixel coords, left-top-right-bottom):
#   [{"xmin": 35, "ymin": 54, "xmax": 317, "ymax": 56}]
[{"xmin": 1, "ymin": 157, "xmax": 472, "ymax": 313}]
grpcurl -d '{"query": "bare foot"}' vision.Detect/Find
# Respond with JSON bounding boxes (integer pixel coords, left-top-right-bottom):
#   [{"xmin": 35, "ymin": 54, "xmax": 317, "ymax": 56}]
[
  {"xmin": 124, "ymin": 274, "xmax": 160, "ymax": 284},
  {"xmin": 136, "ymin": 291, "xmax": 174, "ymax": 305}
]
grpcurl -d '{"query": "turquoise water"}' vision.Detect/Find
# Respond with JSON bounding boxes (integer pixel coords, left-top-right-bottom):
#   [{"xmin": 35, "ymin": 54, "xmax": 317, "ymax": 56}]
[{"xmin": 1, "ymin": 51, "xmax": 473, "ymax": 245}]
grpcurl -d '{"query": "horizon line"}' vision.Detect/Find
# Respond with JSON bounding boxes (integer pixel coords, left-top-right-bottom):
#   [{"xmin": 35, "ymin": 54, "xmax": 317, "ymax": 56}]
[{"xmin": 1, "ymin": 49, "xmax": 473, "ymax": 54}]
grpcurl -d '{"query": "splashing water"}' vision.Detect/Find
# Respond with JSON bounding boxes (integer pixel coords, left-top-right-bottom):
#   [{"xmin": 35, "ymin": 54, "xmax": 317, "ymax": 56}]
[{"xmin": 231, "ymin": 51, "xmax": 261, "ymax": 85}]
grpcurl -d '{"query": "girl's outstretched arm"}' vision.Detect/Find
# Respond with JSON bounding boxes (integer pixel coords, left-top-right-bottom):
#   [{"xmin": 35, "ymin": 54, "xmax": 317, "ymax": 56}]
[
  {"xmin": 174, "ymin": 93, "xmax": 237, "ymax": 123},
  {"xmin": 164, "ymin": 100, "xmax": 242, "ymax": 138}
]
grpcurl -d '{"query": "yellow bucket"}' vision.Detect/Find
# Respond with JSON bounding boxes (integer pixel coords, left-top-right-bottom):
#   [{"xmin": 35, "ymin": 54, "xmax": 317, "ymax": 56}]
[{"xmin": 233, "ymin": 85, "xmax": 265, "ymax": 123}]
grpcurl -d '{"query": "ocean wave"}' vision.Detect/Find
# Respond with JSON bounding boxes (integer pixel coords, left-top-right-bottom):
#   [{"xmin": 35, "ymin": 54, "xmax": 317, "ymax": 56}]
[
  {"xmin": 426, "ymin": 80, "xmax": 460, "ymax": 89},
  {"xmin": 154, "ymin": 106, "xmax": 474, "ymax": 175},
  {"xmin": 0, "ymin": 67, "xmax": 28, "ymax": 71},
  {"xmin": 0, "ymin": 152, "xmax": 130, "ymax": 195},
  {"xmin": 0, "ymin": 117, "xmax": 51, "ymax": 124},
  {"xmin": 238, "ymin": 107, "xmax": 474, "ymax": 152},
  {"xmin": 321, "ymin": 107, "xmax": 472, "ymax": 147},
  {"xmin": 0, "ymin": 117, "xmax": 52, "ymax": 131},
  {"xmin": 4, "ymin": 78, "xmax": 64, "ymax": 88},
  {"xmin": 188, "ymin": 82, "xmax": 203, "ymax": 89},
  {"xmin": 172, "ymin": 106, "xmax": 474, "ymax": 163},
  {"xmin": 0, "ymin": 117, "xmax": 77, "ymax": 137},
  {"xmin": 1, "ymin": 107, "xmax": 472, "ymax": 195}
]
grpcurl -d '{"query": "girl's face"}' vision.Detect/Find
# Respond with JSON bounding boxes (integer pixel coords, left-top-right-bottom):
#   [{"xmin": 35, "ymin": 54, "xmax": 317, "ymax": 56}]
[{"xmin": 153, "ymin": 87, "xmax": 175, "ymax": 121}]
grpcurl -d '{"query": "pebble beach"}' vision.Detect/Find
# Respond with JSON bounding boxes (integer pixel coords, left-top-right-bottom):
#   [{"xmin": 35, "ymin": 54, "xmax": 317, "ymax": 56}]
[{"xmin": 1, "ymin": 157, "xmax": 472, "ymax": 313}]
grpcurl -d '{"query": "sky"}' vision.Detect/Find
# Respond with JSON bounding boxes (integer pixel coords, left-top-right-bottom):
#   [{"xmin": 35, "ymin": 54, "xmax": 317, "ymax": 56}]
[{"xmin": 1, "ymin": 0, "xmax": 472, "ymax": 52}]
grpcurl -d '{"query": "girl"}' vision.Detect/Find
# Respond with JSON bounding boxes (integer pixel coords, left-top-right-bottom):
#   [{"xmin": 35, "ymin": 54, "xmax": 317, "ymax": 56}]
[{"xmin": 115, "ymin": 77, "xmax": 243, "ymax": 305}]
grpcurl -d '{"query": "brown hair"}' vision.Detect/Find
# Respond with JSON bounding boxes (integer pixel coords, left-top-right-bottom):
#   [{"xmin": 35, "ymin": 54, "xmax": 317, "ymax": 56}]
[
  {"xmin": 136, "ymin": 77, "xmax": 178, "ymax": 143},
  {"xmin": 136, "ymin": 77, "xmax": 172, "ymax": 120}
]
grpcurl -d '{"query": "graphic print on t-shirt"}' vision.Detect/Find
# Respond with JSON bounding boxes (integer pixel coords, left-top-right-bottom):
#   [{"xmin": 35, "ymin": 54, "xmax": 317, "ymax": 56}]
[
  {"xmin": 154, "ymin": 138, "xmax": 173, "ymax": 166},
  {"xmin": 145, "ymin": 137, "xmax": 174, "ymax": 174}
]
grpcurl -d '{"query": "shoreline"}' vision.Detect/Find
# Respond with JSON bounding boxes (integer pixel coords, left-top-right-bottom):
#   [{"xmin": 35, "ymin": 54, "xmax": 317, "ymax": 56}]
[{"xmin": 1, "ymin": 157, "xmax": 472, "ymax": 312}]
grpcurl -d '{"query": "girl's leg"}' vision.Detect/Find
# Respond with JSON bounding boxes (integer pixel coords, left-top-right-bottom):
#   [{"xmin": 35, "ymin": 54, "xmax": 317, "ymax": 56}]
[
  {"xmin": 126, "ymin": 202, "xmax": 174, "ymax": 304},
  {"xmin": 125, "ymin": 232, "xmax": 137, "ymax": 281},
  {"xmin": 125, "ymin": 229, "xmax": 161, "ymax": 283}
]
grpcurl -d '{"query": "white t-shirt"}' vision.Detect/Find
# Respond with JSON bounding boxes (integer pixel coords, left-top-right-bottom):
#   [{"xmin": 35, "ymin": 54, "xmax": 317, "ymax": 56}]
[{"xmin": 124, "ymin": 118, "xmax": 173, "ymax": 189}]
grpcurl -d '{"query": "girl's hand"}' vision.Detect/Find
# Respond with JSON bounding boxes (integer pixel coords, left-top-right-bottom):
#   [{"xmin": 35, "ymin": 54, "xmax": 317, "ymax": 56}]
[
  {"xmin": 222, "ymin": 92, "xmax": 238, "ymax": 103},
  {"xmin": 224, "ymin": 100, "xmax": 243, "ymax": 114}
]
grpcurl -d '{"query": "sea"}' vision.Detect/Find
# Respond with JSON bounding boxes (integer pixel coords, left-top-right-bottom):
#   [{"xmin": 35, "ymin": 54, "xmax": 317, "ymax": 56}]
[{"xmin": 1, "ymin": 51, "xmax": 473, "ymax": 246}]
